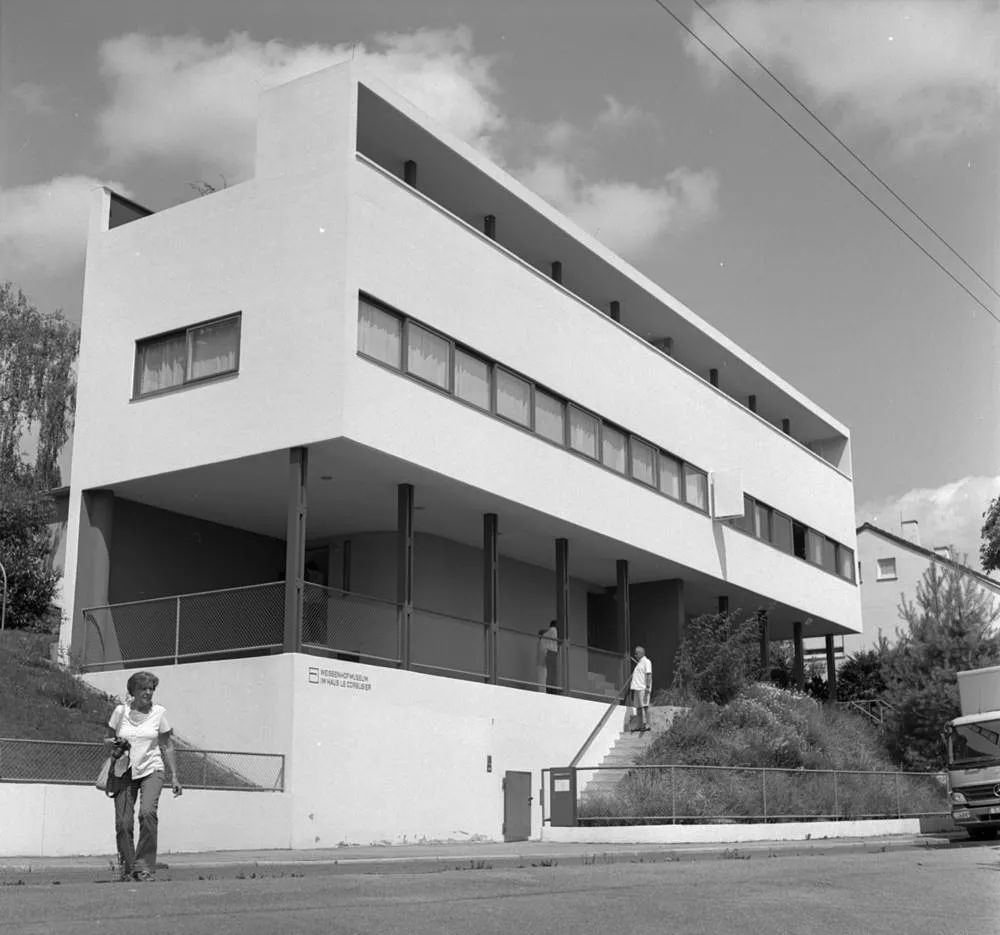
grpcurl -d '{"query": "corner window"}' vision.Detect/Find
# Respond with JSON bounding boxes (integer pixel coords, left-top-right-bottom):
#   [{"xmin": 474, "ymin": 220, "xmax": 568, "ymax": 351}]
[
  {"xmin": 630, "ymin": 439, "xmax": 657, "ymax": 487},
  {"xmin": 602, "ymin": 425, "xmax": 627, "ymax": 474},
  {"xmin": 405, "ymin": 322, "xmax": 449, "ymax": 389},
  {"xmin": 684, "ymin": 465, "xmax": 708, "ymax": 512},
  {"xmin": 358, "ymin": 298, "xmax": 401, "ymax": 368},
  {"xmin": 454, "ymin": 349, "xmax": 491, "ymax": 410},
  {"xmin": 135, "ymin": 313, "xmax": 240, "ymax": 398},
  {"xmin": 496, "ymin": 368, "xmax": 531, "ymax": 427},
  {"xmin": 534, "ymin": 389, "xmax": 566, "ymax": 444},
  {"xmin": 837, "ymin": 545, "xmax": 855, "ymax": 582},
  {"xmin": 876, "ymin": 558, "xmax": 897, "ymax": 580}
]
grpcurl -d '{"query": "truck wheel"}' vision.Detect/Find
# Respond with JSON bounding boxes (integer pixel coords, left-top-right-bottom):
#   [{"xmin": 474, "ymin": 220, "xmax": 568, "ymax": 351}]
[{"xmin": 967, "ymin": 827, "xmax": 999, "ymax": 841}]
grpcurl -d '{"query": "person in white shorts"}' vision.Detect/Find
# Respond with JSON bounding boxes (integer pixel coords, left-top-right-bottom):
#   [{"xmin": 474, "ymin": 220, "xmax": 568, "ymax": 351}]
[{"xmin": 629, "ymin": 647, "xmax": 652, "ymax": 732}]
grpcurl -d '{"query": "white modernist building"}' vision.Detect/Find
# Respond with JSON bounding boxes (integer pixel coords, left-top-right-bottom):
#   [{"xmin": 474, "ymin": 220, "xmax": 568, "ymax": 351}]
[{"xmin": 60, "ymin": 62, "xmax": 861, "ymax": 848}]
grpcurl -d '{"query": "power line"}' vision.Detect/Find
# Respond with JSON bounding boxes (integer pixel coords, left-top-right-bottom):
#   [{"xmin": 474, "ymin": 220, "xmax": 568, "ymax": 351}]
[
  {"xmin": 646, "ymin": 0, "xmax": 1000, "ymax": 326},
  {"xmin": 687, "ymin": 0, "xmax": 1000, "ymax": 305}
]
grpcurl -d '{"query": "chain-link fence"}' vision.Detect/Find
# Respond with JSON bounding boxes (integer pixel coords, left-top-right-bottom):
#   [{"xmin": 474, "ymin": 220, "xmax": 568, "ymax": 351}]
[
  {"xmin": 301, "ymin": 585, "xmax": 400, "ymax": 666},
  {"xmin": 569, "ymin": 763, "xmax": 948, "ymax": 825},
  {"xmin": 0, "ymin": 738, "xmax": 284, "ymax": 791},
  {"xmin": 81, "ymin": 583, "xmax": 285, "ymax": 670}
]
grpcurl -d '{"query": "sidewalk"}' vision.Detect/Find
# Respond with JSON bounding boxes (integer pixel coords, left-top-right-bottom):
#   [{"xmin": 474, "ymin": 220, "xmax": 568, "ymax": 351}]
[{"xmin": 0, "ymin": 832, "xmax": 960, "ymax": 886}]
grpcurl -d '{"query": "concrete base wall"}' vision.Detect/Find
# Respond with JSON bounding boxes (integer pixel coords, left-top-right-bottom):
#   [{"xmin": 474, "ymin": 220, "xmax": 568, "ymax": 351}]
[
  {"xmin": 0, "ymin": 786, "xmax": 292, "ymax": 858},
  {"xmin": 542, "ymin": 818, "xmax": 937, "ymax": 845},
  {"xmin": 80, "ymin": 654, "xmax": 624, "ymax": 852}
]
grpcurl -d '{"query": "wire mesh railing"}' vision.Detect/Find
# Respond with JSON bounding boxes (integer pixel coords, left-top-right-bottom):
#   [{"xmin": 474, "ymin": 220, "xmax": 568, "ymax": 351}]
[
  {"xmin": 560, "ymin": 763, "xmax": 948, "ymax": 825},
  {"xmin": 80, "ymin": 583, "xmax": 632, "ymax": 703},
  {"xmin": 301, "ymin": 584, "xmax": 401, "ymax": 666},
  {"xmin": 81, "ymin": 582, "xmax": 284, "ymax": 671},
  {"xmin": 0, "ymin": 738, "xmax": 285, "ymax": 791}
]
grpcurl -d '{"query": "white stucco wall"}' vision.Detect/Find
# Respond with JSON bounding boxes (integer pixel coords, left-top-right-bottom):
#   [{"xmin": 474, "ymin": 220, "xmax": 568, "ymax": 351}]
[
  {"xmin": 77, "ymin": 655, "xmax": 624, "ymax": 850},
  {"xmin": 0, "ymin": 785, "xmax": 291, "ymax": 858}
]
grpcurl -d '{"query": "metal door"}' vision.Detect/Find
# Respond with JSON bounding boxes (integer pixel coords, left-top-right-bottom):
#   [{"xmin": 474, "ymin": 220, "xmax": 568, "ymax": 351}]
[{"xmin": 503, "ymin": 770, "xmax": 532, "ymax": 841}]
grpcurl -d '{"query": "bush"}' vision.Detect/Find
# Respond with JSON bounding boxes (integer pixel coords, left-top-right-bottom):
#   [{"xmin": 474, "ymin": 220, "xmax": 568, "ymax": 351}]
[{"xmin": 671, "ymin": 610, "xmax": 762, "ymax": 704}]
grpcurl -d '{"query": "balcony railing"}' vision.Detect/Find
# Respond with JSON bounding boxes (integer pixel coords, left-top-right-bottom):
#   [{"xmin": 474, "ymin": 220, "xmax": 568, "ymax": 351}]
[{"xmin": 80, "ymin": 583, "xmax": 628, "ymax": 702}]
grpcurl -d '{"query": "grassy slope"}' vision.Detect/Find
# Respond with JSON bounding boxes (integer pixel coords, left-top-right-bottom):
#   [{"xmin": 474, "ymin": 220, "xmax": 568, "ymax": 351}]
[{"xmin": 0, "ymin": 631, "xmax": 119, "ymax": 741}]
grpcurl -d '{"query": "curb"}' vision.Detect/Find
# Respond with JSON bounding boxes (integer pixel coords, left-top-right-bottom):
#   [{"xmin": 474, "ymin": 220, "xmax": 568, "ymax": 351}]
[{"xmin": 0, "ymin": 833, "xmax": 957, "ymax": 887}]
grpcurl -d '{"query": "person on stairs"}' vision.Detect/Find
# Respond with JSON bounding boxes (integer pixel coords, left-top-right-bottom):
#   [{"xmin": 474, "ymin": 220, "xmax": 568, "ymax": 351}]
[{"xmin": 629, "ymin": 646, "xmax": 652, "ymax": 732}]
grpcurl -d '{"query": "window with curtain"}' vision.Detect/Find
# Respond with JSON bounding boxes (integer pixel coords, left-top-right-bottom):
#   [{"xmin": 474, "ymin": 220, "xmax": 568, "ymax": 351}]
[
  {"xmin": 189, "ymin": 317, "xmax": 240, "ymax": 380},
  {"xmin": 753, "ymin": 501, "xmax": 771, "ymax": 541},
  {"xmin": 684, "ymin": 465, "xmax": 708, "ymax": 511},
  {"xmin": 837, "ymin": 546, "xmax": 855, "ymax": 581},
  {"xmin": 602, "ymin": 425, "xmax": 627, "ymax": 473},
  {"xmin": 659, "ymin": 454, "xmax": 682, "ymax": 499},
  {"xmin": 406, "ymin": 323, "xmax": 449, "ymax": 389},
  {"xmin": 806, "ymin": 529, "xmax": 824, "ymax": 566},
  {"xmin": 496, "ymin": 369, "xmax": 531, "ymax": 427},
  {"xmin": 135, "ymin": 314, "xmax": 240, "ymax": 398},
  {"xmin": 358, "ymin": 299, "xmax": 402, "ymax": 368},
  {"xmin": 454, "ymin": 349, "xmax": 491, "ymax": 410},
  {"xmin": 569, "ymin": 407, "xmax": 599, "ymax": 459},
  {"xmin": 630, "ymin": 438, "xmax": 656, "ymax": 486},
  {"xmin": 822, "ymin": 538, "xmax": 838, "ymax": 574},
  {"xmin": 534, "ymin": 389, "xmax": 565, "ymax": 444}
]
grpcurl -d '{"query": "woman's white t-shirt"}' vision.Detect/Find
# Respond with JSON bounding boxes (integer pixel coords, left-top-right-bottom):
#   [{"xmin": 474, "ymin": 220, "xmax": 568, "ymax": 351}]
[{"xmin": 109, "ymin": 704, "xmax": 172, "ymax": 780}]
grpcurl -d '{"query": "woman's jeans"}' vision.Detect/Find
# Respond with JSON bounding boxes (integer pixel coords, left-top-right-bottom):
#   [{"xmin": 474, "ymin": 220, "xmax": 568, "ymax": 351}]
[{"xmin": 114, "ymin": 769, "xmax": 164, "ymax": 874}]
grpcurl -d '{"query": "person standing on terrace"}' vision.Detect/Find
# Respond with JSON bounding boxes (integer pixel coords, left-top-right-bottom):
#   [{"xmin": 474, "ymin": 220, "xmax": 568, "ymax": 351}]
[{"xmin": 629, "ymin": 647, "xmax": 652, "ymax": 732}]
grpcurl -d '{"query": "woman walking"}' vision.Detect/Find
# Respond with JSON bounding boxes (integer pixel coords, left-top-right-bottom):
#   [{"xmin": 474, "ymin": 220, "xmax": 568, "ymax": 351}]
[{"xmin": 105, "ymin": 671, "xmax": 182, "ymax": 881}]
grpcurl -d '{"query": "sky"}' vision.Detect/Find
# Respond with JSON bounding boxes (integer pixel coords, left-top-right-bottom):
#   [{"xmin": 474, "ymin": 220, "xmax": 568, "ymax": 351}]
[{"xmin": 1, "ymin": 0, "xmax": 998, "ymax": 566}]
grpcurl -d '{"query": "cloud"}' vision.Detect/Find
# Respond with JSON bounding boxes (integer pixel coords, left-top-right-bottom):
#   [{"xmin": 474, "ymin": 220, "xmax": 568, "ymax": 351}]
[
  {"xmin": 96, "ymin": 28, "xmax": 505, "ymax": 179},
  {"xmin": 684, "ymin": 0, "xmax": 1000, "ymax": 152},
  {"xmin": 518, "ymin": 158, "xmax": 719, "ymax": 256},
  {"xmin": 10, "ymin": 82, "xmax": 56, "ymax": 116},
  {"xmin": 856, "ymin": 475, "xmax": 1000, "ymax": 572},
  {"xmin": 595, "ymin": 95, "xmax": 654, "ymax": 133},
  {"xmin": 0, "ymin": 175, "xmax": 129, "ymax": 278}
]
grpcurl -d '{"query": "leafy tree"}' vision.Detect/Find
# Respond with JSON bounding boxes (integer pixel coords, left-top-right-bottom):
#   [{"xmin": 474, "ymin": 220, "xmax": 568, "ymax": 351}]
[
  {"xmin": 882, "ymin": 560, "xmax": 1000, "ymax": 769},
  {"xmin": 0, "ymin": 282, "xmax": 79, "ymax": 488},
  {"xmin": 837, "ymin": 647, "xmax": 888, "ymax": 702},
  {"xmin": 982, "ymin": 495, "xmax": 1000, "ymax": 574},
  {"xmin": 672, "ymin": 610, "xmax": 762, "ymax": 704},
  {"xmin": 0, "ymin": 478, "xmax": 59, "ymax": 630}
]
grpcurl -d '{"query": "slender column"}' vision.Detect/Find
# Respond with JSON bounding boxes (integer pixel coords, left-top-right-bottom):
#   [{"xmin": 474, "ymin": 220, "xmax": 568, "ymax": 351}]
[
  {"xmin": 483, "ymin": 513, "xmax": 499, "ymax": 684},
  {"xmin": 397, "ymin": 483, "xmax": 414, "ymax": 669},
  {"xmin": 758, "ymin": 611, "xmax": 770, "ymax": 677},
  {"xmin": 616, "ymin": 559, "xmax": 631, "ymax": 659},
  {"xmin": 792, "ymin": 621, "xmax": 805, "ymax": 691},
  {"xmin": 825, "ymin": 634, "xmax": 838, "ymax": 703},
  {"xmin": 283, "ymin": 447, "xmax": 308, "ymax": 654},
  {"xmin": 556, "ymin": 538, "xmax": 570, "ymax": 693},
  {"xmin": 342, "ymin": 540, "xmax": 352, "ymax": 592}
]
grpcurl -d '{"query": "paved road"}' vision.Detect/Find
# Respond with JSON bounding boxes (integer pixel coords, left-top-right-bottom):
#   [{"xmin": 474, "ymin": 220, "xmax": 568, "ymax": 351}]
[{"xmin": 1, "ymin": 840, "xmax": 996, "ymax": 935}]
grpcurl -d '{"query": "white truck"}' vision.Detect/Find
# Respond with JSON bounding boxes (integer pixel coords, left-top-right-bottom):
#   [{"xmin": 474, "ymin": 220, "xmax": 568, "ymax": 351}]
[{"xmin": 947, "ymin": 664, "xmax": 1000, "ymax": 840}]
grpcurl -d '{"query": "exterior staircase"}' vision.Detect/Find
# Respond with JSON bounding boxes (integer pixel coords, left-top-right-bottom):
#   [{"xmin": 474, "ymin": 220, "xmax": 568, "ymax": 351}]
[{"xmin": 578, "ymin": 705, "xmax": 685, "ymax": 800}]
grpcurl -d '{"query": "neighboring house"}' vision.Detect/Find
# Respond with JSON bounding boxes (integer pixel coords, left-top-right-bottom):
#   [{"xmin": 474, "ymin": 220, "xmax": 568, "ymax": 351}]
[
  {"xmin": 841, "ymin": 521, "xmax": 1000, "ymax": 656},
  {"xmin": 59, "ymin": 62, "xmax": 860, "ymax": 847}
]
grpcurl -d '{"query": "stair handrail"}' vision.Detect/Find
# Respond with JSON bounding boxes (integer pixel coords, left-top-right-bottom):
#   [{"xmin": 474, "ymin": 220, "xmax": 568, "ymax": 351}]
[{"xmin": 568, "ymin": 680, "xmax": 630, "ymax": 769}]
